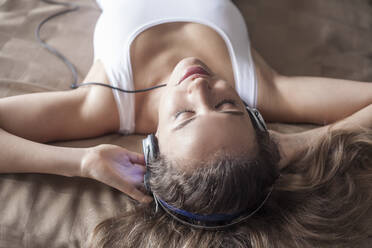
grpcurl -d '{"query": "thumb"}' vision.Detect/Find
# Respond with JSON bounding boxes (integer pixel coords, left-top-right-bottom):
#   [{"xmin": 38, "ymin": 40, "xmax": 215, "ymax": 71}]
[
  {"xmin": 126, "ymin": 186, "xmax": 153, "ymax": 203},
  {"xmin": 126, "ymin": 151, "xmax": 146, "ymax": 165}
]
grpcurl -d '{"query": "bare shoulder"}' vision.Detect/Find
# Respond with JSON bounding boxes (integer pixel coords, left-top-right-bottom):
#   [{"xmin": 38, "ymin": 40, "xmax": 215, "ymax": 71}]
[
  {"xmin": 83, "ymin": 59, "xmax": 111, "ymax": 84},
  {"xmin": 250, "ymin": 47, "xmax": 282, "ymax": 121},
  {"xmin": 251, "ymin": 47, "xmax": 278, "ymax": 81}
]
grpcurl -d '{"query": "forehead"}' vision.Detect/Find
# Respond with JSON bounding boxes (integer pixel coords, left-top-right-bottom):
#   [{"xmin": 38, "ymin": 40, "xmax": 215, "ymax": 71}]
[{"xmin": 159, "ymin": 113, "xmax": 257, "ymax": 166}]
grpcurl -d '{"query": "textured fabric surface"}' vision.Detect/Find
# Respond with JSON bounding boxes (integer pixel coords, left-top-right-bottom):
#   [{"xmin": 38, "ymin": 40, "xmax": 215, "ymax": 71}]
[{"xmin": 0, "ymin": 0, "xmax": 371, "ymax": 247}]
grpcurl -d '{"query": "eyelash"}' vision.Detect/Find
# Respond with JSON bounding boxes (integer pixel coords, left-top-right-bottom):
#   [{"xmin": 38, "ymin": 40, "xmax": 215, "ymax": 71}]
[{"xmin": 175, "ymin": 99, "xmax": 237, "ymax": 118}]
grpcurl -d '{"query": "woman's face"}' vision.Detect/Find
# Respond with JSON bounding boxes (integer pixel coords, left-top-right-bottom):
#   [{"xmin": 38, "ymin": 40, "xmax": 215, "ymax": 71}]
[{"xmin": 156, "ymin": 57, "xmax": 257, "ymax": 169}]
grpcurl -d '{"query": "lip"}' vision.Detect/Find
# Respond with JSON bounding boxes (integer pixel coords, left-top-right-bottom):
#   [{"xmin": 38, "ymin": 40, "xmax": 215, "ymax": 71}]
[{"xmin": 178, "ymin": 66, "xmax": 210, "ymax": 85}]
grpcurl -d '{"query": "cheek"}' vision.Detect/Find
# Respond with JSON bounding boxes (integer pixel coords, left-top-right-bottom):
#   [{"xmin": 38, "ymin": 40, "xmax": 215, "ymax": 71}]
[
  {"xmin": 160, "ymin": 88, "xmax": 185, "ymax": 113},
  {"xmin": 167, "ymin": 60, "xmax": 187, "ymax": 86},
  {"xmin": 214, "ymin": 79, "xmax": 236, "ymax": 92},
  {"xmin": 157, "ymin": 88, "xmax": 181, "ymax": 131}
]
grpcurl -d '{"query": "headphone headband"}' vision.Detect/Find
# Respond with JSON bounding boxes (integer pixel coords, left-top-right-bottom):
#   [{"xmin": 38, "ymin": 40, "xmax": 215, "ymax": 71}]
[{"xmin": 153, "ymin": 186, "xmax": 273, "ymax": 230}]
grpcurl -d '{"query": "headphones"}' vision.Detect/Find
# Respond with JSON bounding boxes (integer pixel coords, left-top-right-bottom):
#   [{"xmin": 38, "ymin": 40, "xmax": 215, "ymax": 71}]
[{"xmin": 142, "ymin": 105, "xmax": 268, "ymax": 193}]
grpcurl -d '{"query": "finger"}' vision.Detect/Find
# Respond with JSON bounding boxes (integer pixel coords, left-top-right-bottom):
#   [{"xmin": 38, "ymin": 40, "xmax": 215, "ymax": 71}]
[
  {"xmin": 109, "ymin": 170, "xmax": 152, "ymax": 203},
  {"xmin": 128, "ymin": 170, "xmax": 146, "ymax": 185},
  {"xmin": 133, "ymin": 163, "xmax": 146, "ymax": 173},
  {"xmin": 127, "ymin": 151, "xmax": 146, "ymax": 165},
  {"xmin": 125, "ymin": 186, "xmax": 153, "ymax": 203}
]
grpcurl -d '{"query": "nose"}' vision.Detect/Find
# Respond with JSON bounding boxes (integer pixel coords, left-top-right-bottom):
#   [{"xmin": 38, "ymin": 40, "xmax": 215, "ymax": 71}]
[{"xmin": 187, "ymin": 77, "xmax": 212, "ymax": 108}]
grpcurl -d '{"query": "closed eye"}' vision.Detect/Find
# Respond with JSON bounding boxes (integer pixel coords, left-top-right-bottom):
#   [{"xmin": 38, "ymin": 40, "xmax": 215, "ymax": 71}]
[
  {"xmin": 175, "ymin": 99, "xmax": 237, "ymax": 119},
  {"xmin": 175, "ymin": 109, "xmax": 194, "ymax": 119},
  {"xmin": 215, "ymin": 99, "xmax": 237, "ymax": 109}
]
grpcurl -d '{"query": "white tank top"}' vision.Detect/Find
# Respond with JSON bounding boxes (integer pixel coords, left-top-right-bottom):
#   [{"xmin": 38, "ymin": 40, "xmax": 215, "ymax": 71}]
[{"xmin": 94, "ymin": 0, "xmax": 257, "ymax": 134}]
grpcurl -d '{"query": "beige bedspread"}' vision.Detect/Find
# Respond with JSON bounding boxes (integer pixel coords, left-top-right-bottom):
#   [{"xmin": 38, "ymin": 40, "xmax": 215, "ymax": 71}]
[{"xmin": 0, "ymin": 0, "xmax": 371, "ymax": 247}]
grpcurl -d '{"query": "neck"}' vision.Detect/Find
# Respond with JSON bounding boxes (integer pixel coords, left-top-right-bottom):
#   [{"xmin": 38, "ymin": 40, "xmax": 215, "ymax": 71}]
[{"xmin": 134, "ymin": 81, "xmax": 166, "ymax": 134}]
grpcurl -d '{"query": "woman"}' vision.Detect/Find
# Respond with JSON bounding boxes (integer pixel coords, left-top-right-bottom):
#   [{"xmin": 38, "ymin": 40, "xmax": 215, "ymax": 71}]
[{"xmin": 0, "ymin": 0, "xmax": 371, "ymax": 247}]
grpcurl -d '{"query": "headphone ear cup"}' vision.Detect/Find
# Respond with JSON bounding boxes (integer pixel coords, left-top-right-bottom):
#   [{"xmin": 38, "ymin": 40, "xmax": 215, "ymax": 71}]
[
  {"xmin": 246, "ymin": 107, "xmax": 268, "ymax": 132},
  {"xmin": 252, "ymin": 108, "xmax": 268, "ymax": 132},
  {"xmin": 142, "ymin": 134, "xmax": 159, "ymax": 193}
]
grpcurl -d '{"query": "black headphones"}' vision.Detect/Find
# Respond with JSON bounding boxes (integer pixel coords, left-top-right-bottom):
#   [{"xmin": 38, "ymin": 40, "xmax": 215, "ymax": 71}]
[
  {"xmin": 245, "ymin": 106, "xmax": 268, "ymax": 133},
  {"xmin": 142, "ymin": 105, "xmax": 268, "ymax": 193}
]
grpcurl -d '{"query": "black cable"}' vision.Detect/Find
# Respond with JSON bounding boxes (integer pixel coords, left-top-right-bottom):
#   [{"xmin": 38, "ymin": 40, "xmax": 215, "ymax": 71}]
[
  {"xmin": 35, "ymin": 0, "xmax": 166, "ymax": 93},
  {"xmin": 36, "ymin": 0, "xmax": 80, "ymax": 86},
  {"xmin": 72, "ymin": 81, "xmax": 167, "ymax": 93}
]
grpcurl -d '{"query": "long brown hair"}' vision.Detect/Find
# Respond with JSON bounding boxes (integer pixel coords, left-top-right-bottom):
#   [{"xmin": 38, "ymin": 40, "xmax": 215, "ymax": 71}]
[{"xmin": 88, "ymin": 128, "xmax": 372, "ymax": 248}]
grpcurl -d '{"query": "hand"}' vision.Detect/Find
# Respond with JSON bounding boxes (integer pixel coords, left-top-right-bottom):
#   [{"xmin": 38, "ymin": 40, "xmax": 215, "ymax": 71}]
[
  {"xmin": 269, "ymin": 130, "xmax": 300, "ymax": 169},
  {"xmin": 271, "ymin": 104, "xmax": 372, "ymax": 169},
  {"xmin": 80, "ymin": 144, "xmax": 152, "ymax": 203},
  {"xmin": 269, "ymin": 128, "xmax": 323, "ymax": 169}
]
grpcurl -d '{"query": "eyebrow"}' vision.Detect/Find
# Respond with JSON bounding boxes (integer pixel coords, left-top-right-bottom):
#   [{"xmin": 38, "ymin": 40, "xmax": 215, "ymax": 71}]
[{"xmin": 172, "ymin": 110, "xmax": 245, "ymax": 131}]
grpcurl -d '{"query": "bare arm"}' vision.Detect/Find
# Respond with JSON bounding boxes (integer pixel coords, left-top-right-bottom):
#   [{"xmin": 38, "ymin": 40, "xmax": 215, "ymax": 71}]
[
  {"xmin": 0, "ymin": 126, "xmax": 151, "ymax": 202},
  {"xmin": 0, "ymin": 128, "xmax": 85, "ymax": 176},
  {"xmin": 0, "ymin": 85, "xmax": 150, "ymax": 202},
  {"xmin": 275, "ymin": 104, "xmax": 372, "ymax": 168},
  {"xmin": 271, "ymin": 76, "xmax": 372, "ymax": 125},
  {"xmin": 252, "ymin": 48, "xmax": 372, "ymax": 125},
  {"xmin": 0, "ymin": 86, "xmax": 119, "ymax": 143},
  {"xmin": 0, "ymin": 84, "xmax": 118, "ymax": 173},
  {"xmin": 0, "ymin": 61, "xmax": 151, "ymax": 202}
]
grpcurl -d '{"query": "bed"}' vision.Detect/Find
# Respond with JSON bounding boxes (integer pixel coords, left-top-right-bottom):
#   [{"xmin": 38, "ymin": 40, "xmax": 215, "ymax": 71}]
[{"xmin": 0, "ymin": 0, "xmax": 371, "ymax": 247}]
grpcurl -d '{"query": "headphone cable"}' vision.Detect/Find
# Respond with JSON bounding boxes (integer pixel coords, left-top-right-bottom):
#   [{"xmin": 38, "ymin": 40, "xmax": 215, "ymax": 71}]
[
  {"xmin": 35, "ymin": 0, "xmax": 166, "ymax": 93},
  {"xmin": 36, "ymin": 0, "xmax": 80, "ymax": 87}
]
